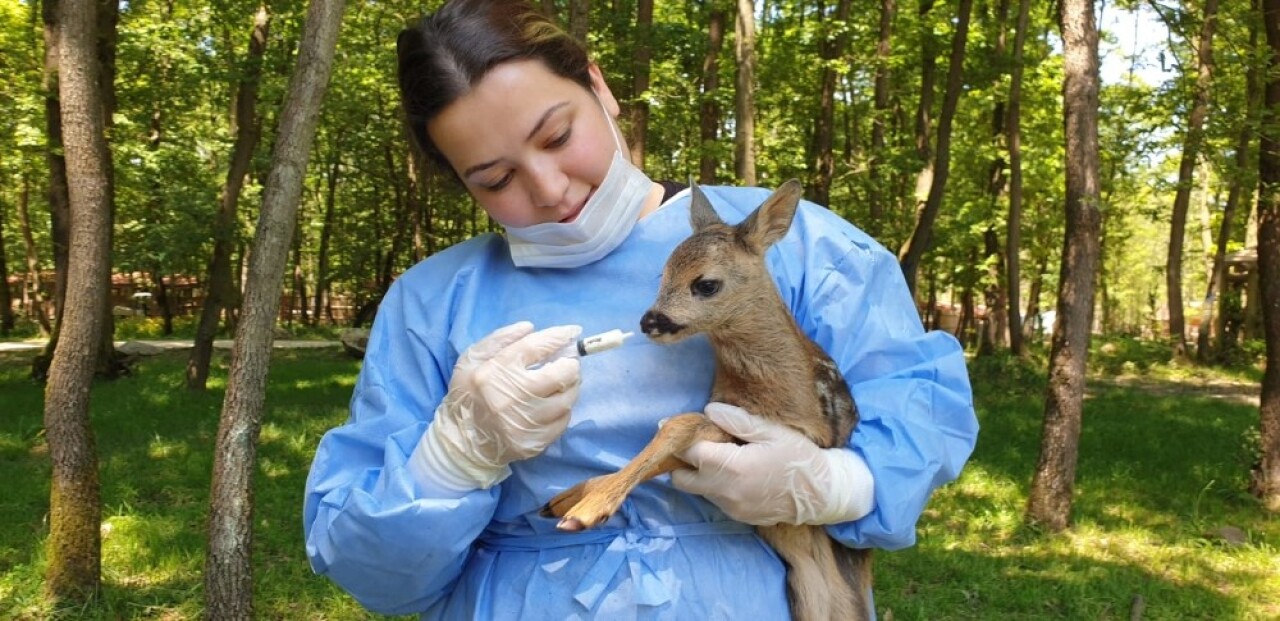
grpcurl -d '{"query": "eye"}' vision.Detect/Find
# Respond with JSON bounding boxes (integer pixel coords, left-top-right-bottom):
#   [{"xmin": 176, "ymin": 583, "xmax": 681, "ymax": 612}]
[
  {"xmin": 690, "ymin": 277, "xmax": 721, "ymax": 298},
  {"xmin": 546, "ymin": 128, "xmax": 571, "ymax": 149},
  {"xmin": 479, "ymin": 171, "xmax": 514, "ymax": 192}
]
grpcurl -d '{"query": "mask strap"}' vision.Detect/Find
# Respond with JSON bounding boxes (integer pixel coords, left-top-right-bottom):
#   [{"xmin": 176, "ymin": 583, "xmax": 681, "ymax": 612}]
[{"xmin": 596, "ymin": 93, "xmax": 624, "ymax": 154}]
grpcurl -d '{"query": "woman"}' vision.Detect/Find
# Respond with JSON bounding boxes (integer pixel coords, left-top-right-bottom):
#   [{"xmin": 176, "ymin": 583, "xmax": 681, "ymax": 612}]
[{"xmin": 303, "ymin": 1, "xmax": 978, "ymax": 618}]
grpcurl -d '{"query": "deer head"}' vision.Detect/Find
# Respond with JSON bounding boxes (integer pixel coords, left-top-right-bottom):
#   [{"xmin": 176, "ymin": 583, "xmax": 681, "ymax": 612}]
[{"xmin": 640, "ymin": 180, "xmax": 803, "ymax": 343}]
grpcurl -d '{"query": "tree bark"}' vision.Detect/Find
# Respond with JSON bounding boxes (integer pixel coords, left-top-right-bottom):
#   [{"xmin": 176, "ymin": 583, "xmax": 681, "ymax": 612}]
[
  {"xmin": 810, "ymin": 0, "xmax": 852, "ymax": 207},
  {"xmin": 898, "ymin": 0, "xmax": 973, "ymax": 296},
  {"xmin": 1166, "ymin": 0, "xmax": 1219, "ymax": 360},
  {"xmin": 1027, "ymin": 0, "xmax": 1101, "ymax": 532},
  {"xmin": 44, "ymin": 0, "xmax": 113, "ymax": 601},
  {"xmin": 699, "ymin": 7, "xmax": 725, "ymax": 184},
  {"xmin": 1006, "ymin": 0, "xmax": 1031, "ymax": 357},
  {"xmin": 628, "ymin": 0, "xmax": 653, "ymax": 166},
  {"xmin": 867, "ymin": 0, "xmax": 895, "ymax": 237},
  {"xmin": 204, "ymin": 0, "xmax": 344, "ymax": 617},
  {"xmin": 1253, "ymin": 0, "xmax": 1280, "ymax": 513},
  {"xmin": 734, "ymin": 0, "xmax": 757, "ymax": 185},
  {"xmin": 188, "ymin": 6, "xmax": 270, "ymax": 391}
]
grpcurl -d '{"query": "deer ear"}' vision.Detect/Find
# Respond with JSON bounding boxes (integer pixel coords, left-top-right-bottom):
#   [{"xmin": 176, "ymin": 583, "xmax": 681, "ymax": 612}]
[
  {"xmin": 689, "ymin": 183, "xmax": 723, "ymax": 232},
  {"xmin": 738, "ymin": 179, "xmax": 803, "ymax": 252}
]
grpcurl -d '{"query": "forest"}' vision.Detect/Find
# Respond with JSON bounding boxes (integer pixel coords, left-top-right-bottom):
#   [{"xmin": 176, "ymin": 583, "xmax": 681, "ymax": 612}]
[{"xmin": 1, "ymin": 0, "xmax": 1278, "ymax": 618}]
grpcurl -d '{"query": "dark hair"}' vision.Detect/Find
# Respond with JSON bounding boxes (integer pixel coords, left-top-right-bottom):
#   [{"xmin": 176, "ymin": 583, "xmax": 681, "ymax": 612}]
[{"xmin": 397, "ymin": 0, "xmax": 593, "ymax": 171}]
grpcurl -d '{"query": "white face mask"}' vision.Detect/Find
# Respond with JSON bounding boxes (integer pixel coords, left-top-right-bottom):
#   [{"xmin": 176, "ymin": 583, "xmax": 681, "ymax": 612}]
[{"xmin": 504, "ymin": 96, "xmax": 653, "ymax": 269}]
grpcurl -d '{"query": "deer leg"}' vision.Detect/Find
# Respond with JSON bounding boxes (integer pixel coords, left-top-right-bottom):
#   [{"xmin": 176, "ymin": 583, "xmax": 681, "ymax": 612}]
[{"xmin": 542, "ymin": 413, "xmax": 732, "ymax": 531}]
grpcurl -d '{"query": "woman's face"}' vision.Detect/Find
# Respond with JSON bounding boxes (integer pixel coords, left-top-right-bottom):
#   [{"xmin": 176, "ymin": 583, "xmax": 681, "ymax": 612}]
[{"xmin": 427, "ymin": 59, "xmax": 625, "ymax": 228}]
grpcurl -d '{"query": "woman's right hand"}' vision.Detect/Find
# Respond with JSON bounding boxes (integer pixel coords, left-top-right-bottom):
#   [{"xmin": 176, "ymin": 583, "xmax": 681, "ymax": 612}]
[{"xmin": 418, "ymin": 321, "xmax": 582, "ymax": 491}]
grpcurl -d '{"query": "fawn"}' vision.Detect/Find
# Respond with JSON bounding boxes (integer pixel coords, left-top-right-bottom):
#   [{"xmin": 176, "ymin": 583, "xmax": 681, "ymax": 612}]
[{"xmin": 541, "ymin": 180, "xmax": 872, "ymax": 621}]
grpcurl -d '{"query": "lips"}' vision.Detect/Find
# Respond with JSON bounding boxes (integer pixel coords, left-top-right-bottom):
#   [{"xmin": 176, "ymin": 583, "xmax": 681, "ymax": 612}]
[{"xmin": 559, "ymin": 191, "xmax": 592, "ymax": 223}]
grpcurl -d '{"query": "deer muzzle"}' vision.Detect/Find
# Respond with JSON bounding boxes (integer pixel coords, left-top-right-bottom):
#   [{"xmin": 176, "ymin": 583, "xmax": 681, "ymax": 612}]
[{"xmin": 640, "ymin": 310, "xmax": 686, "ymax": 338}]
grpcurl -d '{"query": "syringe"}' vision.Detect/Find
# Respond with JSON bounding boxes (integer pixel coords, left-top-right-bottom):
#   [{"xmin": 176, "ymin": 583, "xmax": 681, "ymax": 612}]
[{"xmin": 532, "ymin": 328, "xmax": 634, "ymax": 368}]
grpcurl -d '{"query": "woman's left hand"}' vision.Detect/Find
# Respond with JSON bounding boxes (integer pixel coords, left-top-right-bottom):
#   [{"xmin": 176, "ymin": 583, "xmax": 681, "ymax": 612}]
[{"xmin": 670, "ymin": 402, "xmax": 876, "ymax": 526}]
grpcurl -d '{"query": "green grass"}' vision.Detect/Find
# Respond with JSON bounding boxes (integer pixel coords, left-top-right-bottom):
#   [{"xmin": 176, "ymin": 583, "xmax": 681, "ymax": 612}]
[
  {"xmin": 874, "ymin": 346, "xmax": 1278, "ymax": 620},
  {"xmin": 0, "ymin": 342, "xmax": 1276, "ymax": 619},
  {"xmin": 0, "ymin": 347, "xmax": 395, "ymax": 620}
]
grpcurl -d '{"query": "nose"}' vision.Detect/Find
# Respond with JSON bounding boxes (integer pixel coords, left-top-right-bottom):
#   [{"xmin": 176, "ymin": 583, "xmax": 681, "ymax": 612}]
[
  {"xmin": 640, "ymin": 310, "xmax": 684, "ymax": 336},
  {"xmin": 526, "ymin": 156, "xmax": 569, "ymax": 210}
]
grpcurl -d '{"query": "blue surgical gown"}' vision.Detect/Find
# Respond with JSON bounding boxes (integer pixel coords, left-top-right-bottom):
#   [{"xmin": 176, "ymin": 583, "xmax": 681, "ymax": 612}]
[{"xmin": 303, "ymin": 185, "xmax": 978, "ymax": 619}]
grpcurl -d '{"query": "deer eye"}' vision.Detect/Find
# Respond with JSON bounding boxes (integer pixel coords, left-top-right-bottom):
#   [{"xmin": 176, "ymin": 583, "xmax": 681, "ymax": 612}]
[{"xmin": 691, "ymin": 277, "xmax": 722, "ymax": 298}]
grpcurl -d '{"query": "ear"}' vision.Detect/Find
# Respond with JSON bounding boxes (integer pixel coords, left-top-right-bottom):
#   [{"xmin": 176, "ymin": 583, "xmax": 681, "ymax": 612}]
[
  {"xmin": 588, "ymin": 63, "xmax": 620, "ymax": 118},
  {"xmin": 737, "ymin": 179, "xmax": 803, "ymax": 252},
  {"xmin": 689, "ymin": 182, "xmax": 724, "ymax": 232}
]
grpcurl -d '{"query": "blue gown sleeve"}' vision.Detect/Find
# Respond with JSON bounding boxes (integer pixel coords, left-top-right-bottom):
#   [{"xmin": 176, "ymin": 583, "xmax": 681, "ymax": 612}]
[
  {"xmin": 302, "ymin": 279, "xmax": 500, "ymax": 615},
  {"xmin": 791, "ymin": 220, "xmax": 977, "ymax": 551}
]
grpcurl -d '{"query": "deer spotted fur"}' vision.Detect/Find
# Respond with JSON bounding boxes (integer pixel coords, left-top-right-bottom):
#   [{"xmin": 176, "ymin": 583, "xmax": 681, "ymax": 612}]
[{"xmin": 542, "ymin": 180, "xmax": 872, "ymax": 620}]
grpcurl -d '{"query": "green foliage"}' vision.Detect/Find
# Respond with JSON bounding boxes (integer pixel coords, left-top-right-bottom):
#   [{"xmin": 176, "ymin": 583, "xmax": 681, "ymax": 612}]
[{"xmin": 0, "ymin": 0, "xmax": 1274, "ymax": 352}]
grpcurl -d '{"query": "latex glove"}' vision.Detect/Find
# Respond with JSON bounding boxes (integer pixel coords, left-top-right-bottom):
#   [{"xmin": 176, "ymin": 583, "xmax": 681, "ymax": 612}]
[
  {"xmin": 670, "ymin": 402, "xmax": 875, "ymax": 526},
  {"xmin": 415, "ymin": 321, "xmax": 582, "ymax": 491}
]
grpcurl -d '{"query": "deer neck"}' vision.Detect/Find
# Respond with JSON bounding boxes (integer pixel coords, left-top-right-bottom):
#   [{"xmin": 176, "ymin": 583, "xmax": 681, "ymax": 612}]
[{"xmin": 706, "ymin": 290, "xmax": 809, "ymax": 385}]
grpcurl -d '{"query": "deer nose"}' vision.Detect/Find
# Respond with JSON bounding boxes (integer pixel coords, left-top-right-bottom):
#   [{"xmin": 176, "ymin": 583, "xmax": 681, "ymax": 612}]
[{"xmin": 640, "ymin": 310, "xmax": 684, "ymax": 336}]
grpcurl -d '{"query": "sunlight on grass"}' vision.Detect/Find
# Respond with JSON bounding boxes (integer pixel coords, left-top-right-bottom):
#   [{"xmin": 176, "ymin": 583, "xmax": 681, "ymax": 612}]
[
  {"xmin": 101, "ymin": 514, "xmax": 199, "ymax": 587},
  {"xmin": 258, "ymin": 456, "xmax": 292, "ymax": 479},
  {"xmin": 147, "ymin": 434, "xmax": 189, "ymax": 461}
]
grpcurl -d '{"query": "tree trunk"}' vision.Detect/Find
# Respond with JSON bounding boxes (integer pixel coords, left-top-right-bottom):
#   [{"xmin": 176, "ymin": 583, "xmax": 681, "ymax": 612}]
[
  {"xmin": 867, "ymin": 0, "xmax": 895, "ymax": 237},
  {"xmin": 1024, "ymin": 255, "xmax": 1046, "ymax": 341},
  {"xmin": 313, "ymin": 151, "xmax": 338, "ymax": 323},
  {"xmin": 44, "ymin": 0, "xmax": 113, "ymax": 601},
  {"xmin": 628, "ymin": 0, "xmax": 653, "ymax": 166},
  {"xmin": 1202, "ymin": 8, "xmax": 1260, "ymax": 361},
  {"xmin": 141, "ymin": 0, "xmax": 175, "ymax": 337},
  {"xmin": 151, "ymin": 267, "xmax": 173, "ymax": 335},
  {"xmin": 1252, "ymin": 0, "xmax": 1280, "ymax": 513},
  {"xmin": 1006, "ymin": 0, "xmax": 1031, "ymax": 356},
  {"xmin": 17, "ymin": 173, "xmax": 53, "ymax": 335},
  {"xmin": 810, "ymin": 0, "xmax": 852, "ymax": 207},
  {"xmin": 291, "ymin": 223, "xmax": 309, "ymax": 327},
  {"xmin": 570, "ymin": 0, "xmax": 590, "ymax": 48},
  {"xmin": 898, "ymin": 0, "xmax": 973, "ymax": 296},
  {"xmin": 699, "ymin": 7, "xmax": 725, "ymax": 184},
  {"xmin": 1166, "ymin": 0, "xmax": 1219, "ymax": 360},
  {"xmin": 204, "ymin": 1, "xmax": 343, "ymax": 617},
  {"xmin": 1027, "ymin": 0, "xmax": 1101, "ymax": 532},
  {"xmin": 88, "ymin": 0, "xmax": 120, "ymax": 380},
  {"xmin": 979, "ymin": 227, "xmax": 1007, "ymax": 355},
  {"xmin": 41, "ymin": 0, "xmax": 71, "ymax": 360},
  {"xmin": 0, "ymin": 169, "xmax": 13, "ymax": 334},
  {"xmin": 979, "ymin": 0, "xmax": 1010, "ymax": 357},
  {"xmin": 734, "ymin": 0, "xmax": 757, "ymax": 185},
  {"xmin": 913, "ymin": 0, "xmax": 937, "ymax": 166},
  {"xmin": 188, "ymin": 6, "xmax": 270, "ymax": 391}
]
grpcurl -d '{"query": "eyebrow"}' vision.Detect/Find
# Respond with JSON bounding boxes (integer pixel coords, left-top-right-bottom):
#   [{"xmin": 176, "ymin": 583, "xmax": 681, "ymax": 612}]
[{"xmin": 462, "ymin": 101, "xmax": 571, "ymax": 178}]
